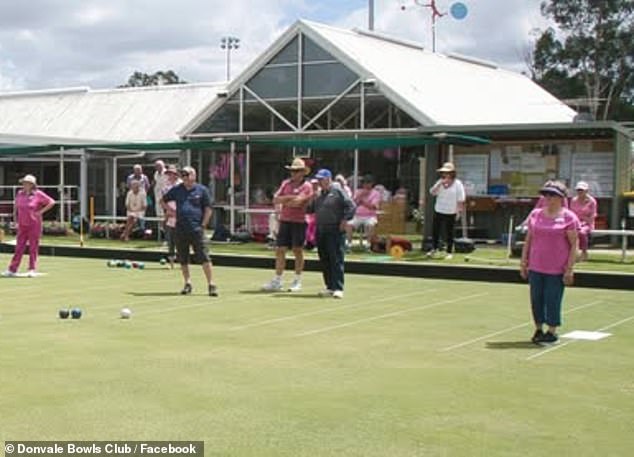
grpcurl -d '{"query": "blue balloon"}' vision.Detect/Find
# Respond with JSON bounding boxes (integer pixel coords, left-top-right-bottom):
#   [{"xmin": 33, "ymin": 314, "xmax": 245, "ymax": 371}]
[{"xmin": 450, "ymin": 2, "xmax": 468, "ymax": 20}]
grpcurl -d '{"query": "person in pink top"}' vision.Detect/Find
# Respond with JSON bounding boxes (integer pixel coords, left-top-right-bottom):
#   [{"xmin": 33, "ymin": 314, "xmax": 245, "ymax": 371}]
[
  {"xmin": 570, "ymin": 181, "xmax": 597, "ymax": 261},
  {"xmin": 262, "ymin": 158, "xmax": 313, "ymax": 292},
  {"xmin": 3, "ymin": 174, "xmax": 55, "ymax": 277},
  {"xmin": 520, "ymin": 181, "xmax": 579, "ymax": 345},
  {"xmin": 346, "ymin": 174, "xmax": 381, "ymax": 250}
]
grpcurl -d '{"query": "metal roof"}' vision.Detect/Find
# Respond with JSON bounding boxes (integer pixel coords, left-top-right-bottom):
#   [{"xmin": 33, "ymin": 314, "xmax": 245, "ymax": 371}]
[
  {"xmin": 0, "ymin": 83, "xmax": 225, "ymax": 144},
  {"xmin": 184, "ymin": 20, "xmax": 576, "ymax": 134}
]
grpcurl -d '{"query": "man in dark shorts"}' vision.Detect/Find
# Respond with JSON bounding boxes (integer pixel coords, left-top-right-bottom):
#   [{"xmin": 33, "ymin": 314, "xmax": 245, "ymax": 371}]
[
  {"xmin": 163, "ymin": 166, "xmax": 218, "ymax": 297},
  {"xmin": 262, "ymin": 158, "xmax": 313, "ymax": 292}
]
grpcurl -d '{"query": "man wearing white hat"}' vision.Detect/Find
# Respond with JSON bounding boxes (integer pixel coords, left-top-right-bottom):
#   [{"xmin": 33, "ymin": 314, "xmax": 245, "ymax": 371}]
[
  {"xmin": 3, "ymin": 174, "xmax": 55, "ymax": 277},
  {"xmin": 262, "ymin": 157, "xmax": 313, "ymax": 292}
]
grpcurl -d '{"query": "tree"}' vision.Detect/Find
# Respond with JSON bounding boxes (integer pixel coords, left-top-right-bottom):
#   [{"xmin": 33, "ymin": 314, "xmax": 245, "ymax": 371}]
[
  {"xmin": 119, "ymin": 70, "xmax": 187, "ymax": 88},
  {"xmin": 532, "ymin": 0, "xmax": 634, "ymax": 120}
]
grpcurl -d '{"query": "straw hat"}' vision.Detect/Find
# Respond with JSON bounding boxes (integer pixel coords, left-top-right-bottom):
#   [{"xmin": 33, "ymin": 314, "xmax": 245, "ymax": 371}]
[
  {"xmin": 437, "ymin": 162, "xmax": 456, "ymax": 173},
  {"xmin": 285, "ymin": 158, "xmax": 309, "ymax": 173},
  {"xmin": 19, "ymin": 174, "xmax": 37, "ymax": 185}
]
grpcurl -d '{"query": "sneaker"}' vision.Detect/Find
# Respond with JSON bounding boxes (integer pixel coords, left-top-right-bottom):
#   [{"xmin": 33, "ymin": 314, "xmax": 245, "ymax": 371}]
[
  {"xmin": 540, "ymin": 332, "xmax": 559, "ymax": 345},
  {"xmin": 208, "ymin": 284, "xmax": 219, "ymax": 297},
  {"xmin": 445, "ymin": 254, "xmax": 453, "ymax": 260},
  {"xmin": 332, "ymin": 290, "xmax": 344, "ymax": 299},
  {"xmin": 1, "ymin": 270, "xmax": 16, "ymax": 277},
  {"xmin": 180, "ymin": 283, "xmax": 193, "ymax": 295},
  {"xmin": 531, "ymin": 329, "xmax": 544, "ymax": 344},
  {"xmin": 26, "ymin": 269, "xmax": 38, "ymax": 277},
  {"xmin": 425, "ymin": 249, "xmax": 436, "ymax": 258},
  {"xmin": 288, "ymin": 279, "xmax": 302, "ymax": 292},
  {"xmin": 318, "ymin": 289, "xmax": 334, "ymax": 297},
  {"xmin": 261, "ymin": 279, "xmax": 282, "ymax": 292}
]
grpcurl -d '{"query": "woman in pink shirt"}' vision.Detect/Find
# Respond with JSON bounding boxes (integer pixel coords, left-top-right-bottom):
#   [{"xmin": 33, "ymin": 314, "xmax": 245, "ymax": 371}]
[
  {"xmin": 3, "ymin": 174, "xmax": 55, "ymax": 277},
  {"xmin": 570, "ymin": 181, "xmax": 597, "ymax": 261},
  {"xmin": 520, "ymin": 181, "xmax": 579, "ymax": 345}
]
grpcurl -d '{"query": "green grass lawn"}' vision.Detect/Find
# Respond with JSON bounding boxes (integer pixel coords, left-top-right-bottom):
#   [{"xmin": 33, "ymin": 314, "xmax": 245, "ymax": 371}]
[{"xmin": 1, "ymin": 255, "xmax": 633, "ymax": 456}]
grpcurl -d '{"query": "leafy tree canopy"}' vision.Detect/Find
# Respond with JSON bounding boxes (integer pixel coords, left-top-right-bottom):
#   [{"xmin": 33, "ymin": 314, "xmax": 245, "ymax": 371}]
[
  {"xmin": 119, "ymin": 70, "xmax": 187, "ymax": 88},
  {"xmin": 532, "ymin": 0, "xmax": 633, "ymax": 120}
]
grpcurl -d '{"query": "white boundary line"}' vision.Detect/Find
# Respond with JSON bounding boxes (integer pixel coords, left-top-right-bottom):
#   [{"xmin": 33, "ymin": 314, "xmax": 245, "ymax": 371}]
[
  {"xmin": 295, "ymin": 292, "xmax": 488, "ymax": 337},
  {"xmin": 440, "ymin": 300, "xmax": 604, "ymax": 352},
  {"xmin": 526, "ymin": 314, "xmax": 634, "ymax": 361},
  {"xmin": 229, "ymin": 289, "xmax": 438, "ymax": 331}
]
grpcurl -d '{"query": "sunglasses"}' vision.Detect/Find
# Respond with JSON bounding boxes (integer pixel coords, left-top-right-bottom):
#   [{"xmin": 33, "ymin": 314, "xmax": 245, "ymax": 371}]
[{"xmin": 180, "ymin": 172, "xmax": 190, "ymax": 177}]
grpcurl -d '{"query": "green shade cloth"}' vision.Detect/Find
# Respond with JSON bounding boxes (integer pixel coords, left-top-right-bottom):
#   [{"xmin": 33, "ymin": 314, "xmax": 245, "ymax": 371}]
[{"xmin": 0, "ymin": 133, "xmax": 489, "ymax": 156}]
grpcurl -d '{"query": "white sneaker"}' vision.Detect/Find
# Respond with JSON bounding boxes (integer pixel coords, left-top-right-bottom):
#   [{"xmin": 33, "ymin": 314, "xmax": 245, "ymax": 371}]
[
  {"xmin": 318, "ymin": 289, "xmax": 334, "ymax": 297},
  {"xmin": 261, "ymin": 279, "xmax": 282, "ymax": 292},
  {"xmin": 1, "ymin": 270, "xmax": 16, "ymax": 277},
  {"xmin": 332, "ymin": 290, "xmax": 344, "ymax": 299},
  {"xmin": 445, "ymin": 254, "xmax": 453, "ymax": 260},
  {"xmin": 288, "ymin": 279, "xmax": 302, "ymax": 292},
  {"xmin": 26, "ymin": 269, "xmax": 38, "ymax": 277}
]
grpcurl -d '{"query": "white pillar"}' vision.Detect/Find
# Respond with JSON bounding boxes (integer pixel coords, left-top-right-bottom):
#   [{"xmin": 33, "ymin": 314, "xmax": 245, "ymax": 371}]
[
  {"xmin": 229, "ymin": 141, "xmax": 236, "ymax": 234},
  {"xmin": 112, "ymin": 157, "xmax": 118, "ymax": 218},
  {"xmin": 59, "ymin": 147, "xmax": 65, "ymax": 224},
  {"xmin": 80, "ymin": 149, "xmax": 88, "ymax": 221}
]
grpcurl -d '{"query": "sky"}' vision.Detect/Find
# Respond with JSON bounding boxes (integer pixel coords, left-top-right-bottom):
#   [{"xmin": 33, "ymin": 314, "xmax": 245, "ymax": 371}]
[{"xmin": 0, "ymin": 0, "xmax": 550, "ymax": 91}]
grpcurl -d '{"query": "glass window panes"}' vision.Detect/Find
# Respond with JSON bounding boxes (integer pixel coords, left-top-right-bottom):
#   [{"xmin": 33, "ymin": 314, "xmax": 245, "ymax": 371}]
[
  {"xmin": 246, "ymin": 66, "xmax": 298, "ymax": 100},
  {"xmin": 302, "ymin": 36, "xmax": 336, "ymax": 62},
  {"xmin": 302, "ymin": 62, "xmax": 358, "ymax": 98},
  {"xmin": 268, "ymin": 36, "xmax": 298, "ymax": 65},
  {"xmin": 193, "ymin": 102, "xmax": 240, "ymax": 134}
]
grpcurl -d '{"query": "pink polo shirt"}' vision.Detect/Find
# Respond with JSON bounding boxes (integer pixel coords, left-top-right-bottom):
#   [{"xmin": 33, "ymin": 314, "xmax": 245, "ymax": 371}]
[
  {"xmin": 527, "ymin": 208, "xmax": 579, "ymax": 275},
  {"xmin": 275, "ymin": 179, "xmax": 313, "ymax": 223},
  {"xmin": 15, "ymin": 189, "xmax": 55, "ymax": 227},
  {"xmin": 570, "ymin": 195, "xmax": 597, "ymax": 229},
  {"xmin": 353, "ymin": 188, "xmax": 381, "ymax": 218}
]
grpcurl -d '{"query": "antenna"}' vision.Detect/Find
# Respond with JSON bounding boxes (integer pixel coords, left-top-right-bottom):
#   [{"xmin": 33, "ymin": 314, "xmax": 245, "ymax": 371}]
[{"xmin": 400, "ymin": 1, "xmax": 469, "ymax": 52}]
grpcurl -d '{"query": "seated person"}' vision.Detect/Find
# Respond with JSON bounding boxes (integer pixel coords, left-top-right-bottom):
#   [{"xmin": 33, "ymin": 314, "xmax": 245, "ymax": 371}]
[
  {"xmin": 346, "ymin": 174, "xmax": 382, "ymax": 249},
  {"xmin": 120, "ymin": 180, "xmax": 147, "ymax": 241}
]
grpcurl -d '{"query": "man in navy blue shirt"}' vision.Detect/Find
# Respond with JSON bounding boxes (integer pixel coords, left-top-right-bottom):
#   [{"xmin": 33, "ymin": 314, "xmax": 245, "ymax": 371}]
[{"xmin": 163, "ymin": 166, "xmax": 218, "ymax": 297}]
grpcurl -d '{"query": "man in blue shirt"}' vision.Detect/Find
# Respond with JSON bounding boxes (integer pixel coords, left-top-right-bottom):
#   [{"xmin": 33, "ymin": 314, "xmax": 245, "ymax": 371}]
[{"xmin": 163, "ymin": 166, "xmax": 218, "ymax": 297}]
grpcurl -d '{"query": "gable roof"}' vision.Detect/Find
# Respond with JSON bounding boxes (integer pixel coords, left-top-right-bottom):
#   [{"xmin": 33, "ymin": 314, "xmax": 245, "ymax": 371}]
[
  {"xmin": 183, "ymin": 20, "xmax": 575, "ymax": 135},
  {"xmin": 0, "ymin": 83, "xmax": 225, "ymax": 144}
]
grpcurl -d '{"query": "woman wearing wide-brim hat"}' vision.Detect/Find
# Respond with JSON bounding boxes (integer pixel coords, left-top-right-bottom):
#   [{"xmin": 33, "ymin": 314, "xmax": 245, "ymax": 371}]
[
  {"xmin": 520, "ymin": 180, "xmax": 579, "ymax": 345},
  {"xmin": 3, "ymin": 174, "xmax": 55, "ymax": 277},
  {"xmin": 428, "ymin": 162, "xmax": 465, "ymax": 260}
]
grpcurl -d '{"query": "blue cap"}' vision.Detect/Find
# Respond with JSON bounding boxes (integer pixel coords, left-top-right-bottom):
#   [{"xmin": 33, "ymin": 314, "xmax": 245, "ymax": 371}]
[{"xmin": 314, "ymin": 168, "xmax": 332, "ymax": 180}]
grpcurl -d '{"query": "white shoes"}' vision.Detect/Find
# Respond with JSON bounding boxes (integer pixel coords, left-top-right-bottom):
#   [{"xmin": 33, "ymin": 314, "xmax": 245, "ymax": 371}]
[
  {"xmin": 318, "ymin": 289, "xmax": 334, "ymax": 297},
  {"xmin": 26, "ymin": 269, "xmax": 38, "ymax": 277},
  {"xmin": 332, "ymin": 290, "xmax": 344, "ymax": 299},
  {"xmin": 288, "ymin": 279, "xmax": 302, "ymax": 292},
  {"xmin": 2, "ymin": 270, "xmax": 16, "ymax": 277},
  {"xmin": 261, "ymin": 279, "xmax": 283, "ymax": 292},
  {"xmin": 445, "ymin": 254, "xmax": 453, "ymax": 260}
]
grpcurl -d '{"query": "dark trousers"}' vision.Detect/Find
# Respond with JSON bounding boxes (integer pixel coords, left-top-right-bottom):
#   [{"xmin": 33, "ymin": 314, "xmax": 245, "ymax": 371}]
[
  {"xmin": 528, "ymin": 271, "xmax": 564, "ymax": 327},
  {"xmin": 317, "ymin": 227, "xmax": 346, "ymax": 292},
  {"xmin": 432, "ymin": 211, "xmax": 456, "ymax": 253}
]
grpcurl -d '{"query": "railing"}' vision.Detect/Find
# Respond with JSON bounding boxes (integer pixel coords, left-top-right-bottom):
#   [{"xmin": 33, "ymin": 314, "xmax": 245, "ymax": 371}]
[{"xmin": 0, "ymin": 185, "xmax": 79, "ymax": 224}]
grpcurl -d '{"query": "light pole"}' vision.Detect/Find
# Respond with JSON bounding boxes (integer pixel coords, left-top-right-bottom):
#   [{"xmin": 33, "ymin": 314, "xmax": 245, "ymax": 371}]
[
  {"xmin": 401, "ymin": 0, "xmax": 445, "ymax": 52},
  {"xmin": 220, "ymin": 36, "xmax": 240, "ymax": 81}
]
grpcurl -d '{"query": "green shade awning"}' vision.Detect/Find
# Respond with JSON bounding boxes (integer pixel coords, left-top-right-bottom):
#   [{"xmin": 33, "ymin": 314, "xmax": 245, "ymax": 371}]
[{"xmin": 0, "ymin": 133, "xmax": 489, "ymax": 156}]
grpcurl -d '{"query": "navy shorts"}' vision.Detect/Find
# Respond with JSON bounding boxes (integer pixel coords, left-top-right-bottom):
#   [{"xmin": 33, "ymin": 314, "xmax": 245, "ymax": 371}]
[
  {"xmin": 176, "ymin": 229, "xmax": 210, "ymax": 265},
  {"xmin": 276, "ymin": 221, "xmax": 307, "ymax": 249}
]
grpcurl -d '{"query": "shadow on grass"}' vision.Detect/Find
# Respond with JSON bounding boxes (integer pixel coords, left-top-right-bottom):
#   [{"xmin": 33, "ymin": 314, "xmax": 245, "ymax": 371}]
[
  {"xmin": 126, "ymin": 292, "xmax": 182, "ymax": 297},
  {"xmin": 273, "ymin": 293, "xmax": 320, "ymax": 299},
  {"xmin": 485, "ymin": 341, "xmax": 538, "ymax": 350}
]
